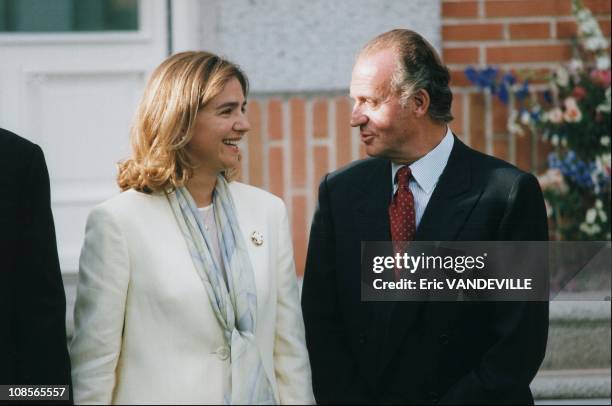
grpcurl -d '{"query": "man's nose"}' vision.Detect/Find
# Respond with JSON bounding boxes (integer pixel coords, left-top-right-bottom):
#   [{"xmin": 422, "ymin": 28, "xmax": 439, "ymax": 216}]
[{"xmin": 350, "ymin": 105, "xmax": 368, "ymax": 128}]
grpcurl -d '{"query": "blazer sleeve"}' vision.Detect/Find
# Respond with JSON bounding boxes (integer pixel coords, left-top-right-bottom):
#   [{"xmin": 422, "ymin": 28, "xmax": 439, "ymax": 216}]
[
  {"xmin": 441, "ymin": 172, "xmax": 549, "ymax": 403},
  {"xmin": 70, "ymin": 204, "xmax": 130, "ymax": 405},
  {"xmin": 272, "ymin": 200, "xmax": 316, "ymax": 405},
  {"xmin": 301, "ymin": 175, "xmax": 369, "ymax": 404},
  {"xmin": 16, "ymin": 144, "xmax": 72, "ymax": 392}
]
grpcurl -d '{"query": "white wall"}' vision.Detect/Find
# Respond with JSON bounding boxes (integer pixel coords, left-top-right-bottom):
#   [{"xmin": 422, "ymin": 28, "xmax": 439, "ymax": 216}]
[{"xmin": 197, "ymin": 0, "xmax": 441, "ymax": 93}]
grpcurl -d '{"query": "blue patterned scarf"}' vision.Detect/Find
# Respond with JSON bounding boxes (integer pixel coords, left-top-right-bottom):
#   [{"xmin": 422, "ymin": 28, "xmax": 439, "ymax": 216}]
[{"xmin": 167, "ymin": 175, "xmax": 276, "ymax": 405}]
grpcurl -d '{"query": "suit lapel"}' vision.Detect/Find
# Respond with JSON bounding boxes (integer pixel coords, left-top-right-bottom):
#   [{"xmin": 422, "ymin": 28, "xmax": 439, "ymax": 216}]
[
  {"xmin": 415, "ymin": 137, "xmax": 480, "ymax": 241},
  {"xmin": 354, "ymin": 158, "xmax": 392, "ymax": 241}
]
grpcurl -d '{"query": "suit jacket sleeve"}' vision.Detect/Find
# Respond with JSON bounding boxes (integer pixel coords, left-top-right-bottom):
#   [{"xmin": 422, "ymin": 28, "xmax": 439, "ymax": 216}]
[
  {"xmin": 272, "ymin": 201, "xmax": 315, "ymax": 405},
  {"xmin": 301, "ymin": 175, "xmax": 368, "ymax": 404},
  {"xmin": 16, "ymin": 144, "xmax": 72, "ymax": 391},
  {"xmin": 441, "ymin": 173, "xmax": 549, "ymax": 404},
  {"xmin": 70, "ymin": 205, "xmax": 130, "ymax": 405}
]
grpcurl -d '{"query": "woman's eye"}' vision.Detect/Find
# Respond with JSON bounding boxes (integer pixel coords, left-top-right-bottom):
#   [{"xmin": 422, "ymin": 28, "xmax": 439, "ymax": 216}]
[{"xmin": 220, "ymin": 109, "xmax": 232, "ymax": 115}]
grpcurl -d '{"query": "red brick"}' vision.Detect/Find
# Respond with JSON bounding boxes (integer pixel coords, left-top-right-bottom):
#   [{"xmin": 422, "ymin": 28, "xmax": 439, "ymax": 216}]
[
  {"xmin": 493, "ymin": 138, "xmax": 509, "ymax": 161},
  {"xmin": 336, "ymin": 98, "xmax": 352, "ymax": 168},
  {"xmin": 247, "ymin": 100, "xmax": 263, "ymax": 188},
  {"xmin": 516, "ymin": 131, "xmax": 532, "ymax": 172},
  {"xmin": 584, "ymin": 0, "xmax": 612, "ymax": 15},
  {"xmin": 492, "ymin": 97, "xmax": 509, "ymax": 134},
  {"xmin": 537, "ymin": 138, "xmax": 553, "ymax": 173},
  {"xmin": 485, "ymin": 0, "xmax": 571, "ymax": 17},
  {"xmin": 268, "ymin": 99, "xmax": 283, "ymax": 140},
  {"xmin": 509, "ymin": 22, "xmax": 551, "ymax": 40},
  {"xmin": 443, "ymin": 47, "xmax": 480, "ymax": 64},
  {"xmin": 313, "ymin": 146, "xmax": 329, "ymax": 200},
  {"xmin": 313, "ymin": 99, "xmax": 328, "ymax": 139},
  {"xmin": 486, "ymin": 44, "xmax": 572, "ymax": 63},
  {"xmin": 450, "ymin": 69, "xmax": 472, "ymax": 87},
  {"xmin": 443, "ymin": 23, "xmax": 504, "ymax": 41},
  {"xmin": 469, "ymin": 92, "xmax": 486, "ymax": 153},
  {"xmin": 291, "ymin": 195, "xmax": 307, "ymax": 276},
  {"xmin": 268, "ymin": 146, "xmax": 284, "ymax": 198},
  {"xmin": 557, "ymin": 19, "xmax": 611, "ymax": 39},
  {"xmin": 449, "ymin": 93, "xmax": 463, "ymax": 135},
  {"xmin": 442, "ymin": 1, "xmax": 479, "ymax": 18},
  {"xmin": 290, "ymin": 98, "xmax": 306, "ymax": 187}
]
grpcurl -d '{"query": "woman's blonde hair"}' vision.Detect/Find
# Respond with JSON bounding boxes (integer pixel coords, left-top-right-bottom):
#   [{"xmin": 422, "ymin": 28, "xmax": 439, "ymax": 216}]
[{"xmin": 118, "ymin": 51, "xmax": 248, "ymax": 193}]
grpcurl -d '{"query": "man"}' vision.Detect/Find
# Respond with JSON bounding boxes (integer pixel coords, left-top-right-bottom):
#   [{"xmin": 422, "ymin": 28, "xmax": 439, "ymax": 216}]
[
  {"xmin": 0, "ymin": 127, "xmax": 72, "ymax": 399},
  {"xmin": 301, "ymin": 29, "xmax": 548, "ymax": 404}
]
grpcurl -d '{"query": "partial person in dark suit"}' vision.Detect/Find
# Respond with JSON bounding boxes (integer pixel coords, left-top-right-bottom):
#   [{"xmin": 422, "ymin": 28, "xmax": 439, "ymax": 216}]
[
  {"xmin": 301, "ymin": 29, "xmax": 549, "ymax": 405},
  {"xmin": 0, "ymin": 127, "xmax": 72, "ymax": 400}
]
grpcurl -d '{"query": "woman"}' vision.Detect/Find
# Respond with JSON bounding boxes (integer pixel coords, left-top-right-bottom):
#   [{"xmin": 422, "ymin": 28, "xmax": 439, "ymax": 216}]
[{"xmin": 70, "ymin": 51, "xmax": 314, "ymax": 405}]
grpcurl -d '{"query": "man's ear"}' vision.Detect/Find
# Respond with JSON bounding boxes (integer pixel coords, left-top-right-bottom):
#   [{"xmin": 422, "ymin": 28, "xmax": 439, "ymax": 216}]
[{"xmin": 411, "ymin": 88, "xmax": 430, "ymax": 118}]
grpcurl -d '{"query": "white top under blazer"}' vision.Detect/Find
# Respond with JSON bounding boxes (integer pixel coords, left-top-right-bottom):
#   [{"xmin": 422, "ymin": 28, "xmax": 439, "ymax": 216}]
[{"xmin": 70, "ymin": 182, "xmax": 315, "ymax": 405}]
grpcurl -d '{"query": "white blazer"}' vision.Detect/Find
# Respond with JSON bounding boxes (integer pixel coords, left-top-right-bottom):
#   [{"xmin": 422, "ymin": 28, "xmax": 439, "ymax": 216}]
[{"xmin": 70, "ymin": 182, "xmax": 315, "ymax": 405}]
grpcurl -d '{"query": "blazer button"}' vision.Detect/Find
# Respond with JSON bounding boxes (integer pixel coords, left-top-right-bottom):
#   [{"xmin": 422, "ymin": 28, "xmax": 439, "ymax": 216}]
[
  {"xmin": 216, "ymin": 346, "xmax": 230, "ymax": 361},
  {"xmin": 439, "ymin": 334, "xmax": 450, "ymax": 345}
]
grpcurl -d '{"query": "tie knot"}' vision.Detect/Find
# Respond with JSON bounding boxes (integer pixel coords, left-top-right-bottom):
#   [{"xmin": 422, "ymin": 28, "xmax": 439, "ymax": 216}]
[{"xmin": 395, "ymin": 166, "xmax": 412, "ymax": 186}]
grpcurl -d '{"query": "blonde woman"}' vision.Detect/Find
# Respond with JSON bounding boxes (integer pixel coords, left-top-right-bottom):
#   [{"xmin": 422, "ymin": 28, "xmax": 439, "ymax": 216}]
[{"xmin": 70, "ymin": 51, "xmax": 314, "ymax": 405}]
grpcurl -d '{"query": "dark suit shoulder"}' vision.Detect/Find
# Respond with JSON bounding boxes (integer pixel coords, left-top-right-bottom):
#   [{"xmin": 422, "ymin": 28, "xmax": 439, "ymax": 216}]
[
  {"xmin": 0, "ymin": 128, "xmax": 38, "ymax": 158},
  {"xmin": 325, "ymin": 157, "xmax": 387, "ymax": 186},
  {"xmin": 459, "ymin": 141, "xmax": 533, "ymax": 191}
]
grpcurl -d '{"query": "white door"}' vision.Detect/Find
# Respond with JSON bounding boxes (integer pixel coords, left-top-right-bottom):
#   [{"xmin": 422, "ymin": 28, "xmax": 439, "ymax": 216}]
[{"xmin": 0, "ymin": 0, "xmax": 168, "ymax": 334}]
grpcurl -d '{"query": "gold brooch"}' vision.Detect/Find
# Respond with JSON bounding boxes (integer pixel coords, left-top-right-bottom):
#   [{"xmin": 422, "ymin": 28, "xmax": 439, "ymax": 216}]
[{"xmin": 251, "ymin": 231, "xmax": 264, "ymax": 246}]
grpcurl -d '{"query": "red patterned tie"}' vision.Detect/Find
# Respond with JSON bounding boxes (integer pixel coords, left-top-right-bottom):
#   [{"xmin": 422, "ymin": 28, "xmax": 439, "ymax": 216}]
[{"xmin": 388, "ymin": 166, "xmax": 416, "ymax": 279}]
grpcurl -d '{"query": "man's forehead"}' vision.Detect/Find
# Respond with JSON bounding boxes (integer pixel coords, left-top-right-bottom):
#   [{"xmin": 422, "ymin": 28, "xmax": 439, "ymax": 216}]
[{"xmin": 351, "ymin": 49, "xmax": 396, "ymax": 95}]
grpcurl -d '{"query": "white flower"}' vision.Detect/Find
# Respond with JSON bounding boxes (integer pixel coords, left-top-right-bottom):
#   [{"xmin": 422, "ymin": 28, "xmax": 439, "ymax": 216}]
[
  {"xmin": 555, "ymin": 66, "xmax": 570, "ymax": 87},
  {"xmin": 585, "ymin": 37, "xmax": 608, "ymax": 51},
  {"xmin": 601, "ymin": 136, "xmax": 611, "ymax": 147},
  {"xmin": 576, "ymin": 9, "xmax": 591, "ymax": 21},
  {"xmin": 569, "ymin": 59, "xmax": 584, "ymax": 72},
  {"xmin": 520, "ymin": 110, "xmax": 531, "ymax": 125},
  {"xmin": 563, "ymin": 98, "xmax": 582, "ymax": 122},
  {"xmin": 596, "ymin": 55, "xmax": 611, "ymax": 70},
  {"xmin": 561, "ymin": 138, "xmax": 568, "ymax": 147},
  {"xmin": 596, "ymin": 88, "xmax": 611, "ymax": 113},
  {"xmin": 579, "ymin": 19, "xmax": 599, "ymax": 35},
  {"xmin": 586, "ymin": 208, "xmax": 597, "ymax": 224},
  {"xmin": 599, "ymin": 210, "xmax": 608, "ymax": 223},
  {"xmin": 548, "ymin": 108, "xmax": 564, "ymax": 123},
  {"xmin": 551, "ymin": 134, "xmax": 560, "ymax": 146},
  {"xmin": 596, "ymin": 199, "xmax": 603, "ymax": 209}
]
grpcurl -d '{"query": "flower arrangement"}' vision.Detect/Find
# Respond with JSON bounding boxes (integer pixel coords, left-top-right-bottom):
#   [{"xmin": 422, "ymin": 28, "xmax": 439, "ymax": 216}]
[{"xmin": 464, "ymin": 0, "xmax": 611, "ymax": 241}]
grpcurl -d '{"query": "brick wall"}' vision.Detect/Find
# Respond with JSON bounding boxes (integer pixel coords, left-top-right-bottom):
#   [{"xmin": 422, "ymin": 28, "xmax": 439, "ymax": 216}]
[
  {"xmin": 242, "ymin": 0, "xmax": 611, "ymax": 276},
  {"xmin": 443, "ymin": 0, "xmax": 611, "ymax": 170}
]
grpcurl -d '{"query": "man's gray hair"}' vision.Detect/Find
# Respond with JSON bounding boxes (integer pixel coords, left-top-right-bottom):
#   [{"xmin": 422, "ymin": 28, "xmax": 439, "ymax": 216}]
[{"xmin": 361, "ymin": 29, "xmax": 454, "ymax": 124}]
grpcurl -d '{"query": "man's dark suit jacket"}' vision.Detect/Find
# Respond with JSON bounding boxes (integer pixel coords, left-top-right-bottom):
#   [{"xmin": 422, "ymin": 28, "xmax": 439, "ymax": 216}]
[
  {"xmin": 302, "ymin": 136, "xmax": 549, "ymax": 404},
  {"xmin": 0, "ymin": 128, "xmax": 72, "ymax": 394}
]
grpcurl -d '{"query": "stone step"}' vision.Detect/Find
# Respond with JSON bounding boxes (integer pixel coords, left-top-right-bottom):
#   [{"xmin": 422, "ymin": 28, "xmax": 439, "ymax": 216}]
[
  {"xmin": 532, "ymin": 369, "xmax": 611, "ymax": 400},
  {"xmin": 541, "ymin": 299, "xmax": 611, "ymax": 371}
]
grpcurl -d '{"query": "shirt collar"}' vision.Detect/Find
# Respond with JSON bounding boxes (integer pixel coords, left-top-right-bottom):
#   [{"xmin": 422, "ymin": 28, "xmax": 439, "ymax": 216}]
[{"xmin": 391, "ymin": 127, "xmax": 454, "ymax": 194}]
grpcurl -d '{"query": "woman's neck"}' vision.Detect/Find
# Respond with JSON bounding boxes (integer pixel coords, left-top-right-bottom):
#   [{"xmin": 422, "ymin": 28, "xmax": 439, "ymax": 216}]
[{"xmin": 186, "ymin": 169, "xmax": 218, "ymax": 207}]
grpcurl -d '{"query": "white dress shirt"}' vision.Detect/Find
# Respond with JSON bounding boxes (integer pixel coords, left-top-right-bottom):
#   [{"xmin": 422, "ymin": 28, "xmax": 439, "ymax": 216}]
[{"xmin": 391, "ymin": 128, "xmax": 454, "ymax": 227}]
